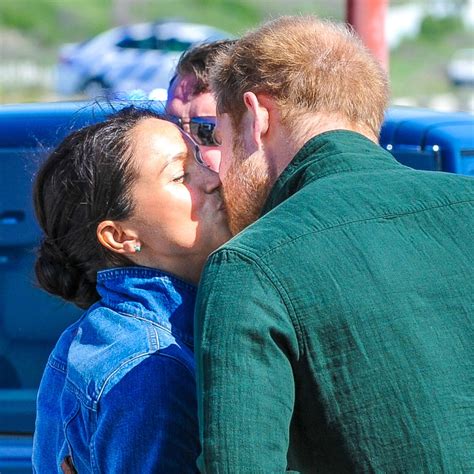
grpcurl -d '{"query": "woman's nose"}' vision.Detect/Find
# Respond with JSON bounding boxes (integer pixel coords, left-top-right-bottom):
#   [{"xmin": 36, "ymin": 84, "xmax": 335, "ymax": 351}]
[{"xmin": 199, "ymin": 164, "xmax": 222, "ymax": 194}]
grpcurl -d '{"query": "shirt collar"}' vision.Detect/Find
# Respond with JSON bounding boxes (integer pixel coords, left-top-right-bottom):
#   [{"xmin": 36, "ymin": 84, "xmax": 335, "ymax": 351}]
[
  {"xmin": 262, "ymin": 130, "xmax": 399, "ymax": 215},
  {"xmin": 96, "ymin": 267, "xmax": 197, "ymax": 348}
]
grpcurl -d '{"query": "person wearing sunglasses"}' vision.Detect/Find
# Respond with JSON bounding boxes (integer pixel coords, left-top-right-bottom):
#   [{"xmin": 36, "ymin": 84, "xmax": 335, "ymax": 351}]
[
  {"xmin": 166, "ymin": 39, "xmax": 235, "ymax": 172},
  {"xmin": 32, "ymin": 106, "xmax": 231, "ymax": 472}
]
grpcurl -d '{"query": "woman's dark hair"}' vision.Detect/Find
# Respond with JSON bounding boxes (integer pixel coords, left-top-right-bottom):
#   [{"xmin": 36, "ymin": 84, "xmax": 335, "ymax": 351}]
[{"xmin": 34, "ymin": 106, "xmax": 161, "ymax": 309}]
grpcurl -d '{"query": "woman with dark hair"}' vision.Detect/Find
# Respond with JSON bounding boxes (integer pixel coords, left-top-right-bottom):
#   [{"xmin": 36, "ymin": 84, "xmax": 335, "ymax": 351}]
[{"xmin": 31, "ymin": 107, "xmax": 230, "ymax": 473}]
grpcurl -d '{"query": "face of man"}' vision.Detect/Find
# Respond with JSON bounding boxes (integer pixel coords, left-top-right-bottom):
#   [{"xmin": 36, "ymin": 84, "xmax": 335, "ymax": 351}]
[
  {"xmin": 166, "ymin": 74, "xmax": 221, "ymax": 172},
  {"xmin": 216, "ymin": 113, "xmax": 273, "ymax": 236}
]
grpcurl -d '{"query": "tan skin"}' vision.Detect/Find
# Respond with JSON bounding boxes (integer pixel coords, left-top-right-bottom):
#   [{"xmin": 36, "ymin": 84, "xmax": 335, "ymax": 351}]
[{"xmin": 97, "ymin": 118, "xmax": 231, "ymax": 284}]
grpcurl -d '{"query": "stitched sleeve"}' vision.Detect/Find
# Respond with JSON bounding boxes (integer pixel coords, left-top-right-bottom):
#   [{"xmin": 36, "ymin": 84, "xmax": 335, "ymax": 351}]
[{"xmin": 195, "ymin": 249, "xmax": 300, "ymax": 473}]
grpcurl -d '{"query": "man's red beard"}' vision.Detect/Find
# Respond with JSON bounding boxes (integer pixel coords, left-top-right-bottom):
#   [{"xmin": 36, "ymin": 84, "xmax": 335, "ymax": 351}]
[{"xmin": 222, "ymin": 136, "xmax": 272, "ymax": 236}]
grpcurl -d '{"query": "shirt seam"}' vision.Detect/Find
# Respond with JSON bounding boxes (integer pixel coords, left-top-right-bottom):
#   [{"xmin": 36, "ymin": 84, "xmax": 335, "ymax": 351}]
[
  {"xmin": 64, "ymin": 351, "xmax": 154, "ymax": 409},
  {"xmin": 95, "ymin": 352, "xmax": 155, "ymax": 404},
  {"xmin": 48, "ymin": 355, "xmax": 67, "ymax": 373},
  {"xmin": 62, "ymin": 400, "xmax": 81, "ymax": 472},
  {"xmin": 255, "ymin": 258, "xmax": 306, "ymax": 358},
  {"xmin": 292, "ymin": 156, "xmax": 403, "ymax": 186},
  {"xmin": 97, "ymin": 266, "xmax": 197, "ymax": 293},
  {"xmin": 215, "ymin": 248, "xmax": 305, "ymax": 357},
  {"xmin": 259, "ymin": 197, "xmax": 474, "ymax": 260}
]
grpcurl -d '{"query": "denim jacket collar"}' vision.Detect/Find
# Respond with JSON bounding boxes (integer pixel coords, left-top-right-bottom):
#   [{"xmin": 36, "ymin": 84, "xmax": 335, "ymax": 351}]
[{"xmin": 96, "ymin": 267, "xmax": 197, "ymax": 348}]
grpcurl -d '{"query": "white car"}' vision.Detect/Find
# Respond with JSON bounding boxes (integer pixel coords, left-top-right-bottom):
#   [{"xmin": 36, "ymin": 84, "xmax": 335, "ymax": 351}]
[
  {"xmin": 55, "ymin": 20, "xmax": 231, "ymax": 99},
  {"xmin": 446, "ymin": 48, "xmax": 474, "ymax": 87}
]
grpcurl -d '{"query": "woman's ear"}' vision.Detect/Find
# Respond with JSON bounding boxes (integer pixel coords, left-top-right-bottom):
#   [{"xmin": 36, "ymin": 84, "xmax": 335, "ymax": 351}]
[{"xmin": 97, "ymin": 220, "xmax": 140, "ymax": 255}]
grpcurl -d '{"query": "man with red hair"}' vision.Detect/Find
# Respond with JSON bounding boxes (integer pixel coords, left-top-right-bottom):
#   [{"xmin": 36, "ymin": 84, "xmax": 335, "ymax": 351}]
[{"xmin": 195, "ymin": 15, "xmax": 474, "ymax": 473}]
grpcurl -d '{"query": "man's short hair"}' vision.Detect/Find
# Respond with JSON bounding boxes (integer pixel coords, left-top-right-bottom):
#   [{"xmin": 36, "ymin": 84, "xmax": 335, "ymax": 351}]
[
  {"xmin": 210, "ymin": 16, "xmax": 389, "ymax": 136},
  {"xmin": 170, "ymin": 39, "xmax": 236, "ymax": 96}
]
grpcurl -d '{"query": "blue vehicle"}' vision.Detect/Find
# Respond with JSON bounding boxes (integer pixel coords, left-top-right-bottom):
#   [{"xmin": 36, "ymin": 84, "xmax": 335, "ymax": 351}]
[
  {"xmin": 380, "ymin": 106, "xmax": 474, "ymax": 176},
  {"xmin": 0, "ymin": 101, "xmax": 472, "ymax": 472},
  {"xmin": 0, "ymin": 100, "xmax": 164, "ymax": 473}
]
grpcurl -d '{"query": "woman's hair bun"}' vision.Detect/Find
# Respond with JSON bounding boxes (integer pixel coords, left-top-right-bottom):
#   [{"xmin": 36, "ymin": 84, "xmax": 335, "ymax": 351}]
[{"xmin": 35, "ymin": 239, "xmax": 96, "ymax": 309}]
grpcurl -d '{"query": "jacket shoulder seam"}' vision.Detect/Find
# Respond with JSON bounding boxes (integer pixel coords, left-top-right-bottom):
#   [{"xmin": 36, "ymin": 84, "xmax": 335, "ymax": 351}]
[{"xmin": 96, "ymin": 350, "xmax": 194, "ymax": 402}]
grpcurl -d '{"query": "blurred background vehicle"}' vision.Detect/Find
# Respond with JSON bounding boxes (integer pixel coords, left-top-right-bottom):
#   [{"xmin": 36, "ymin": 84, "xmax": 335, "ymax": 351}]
[
  {"xmin": 446, "ymin": 48, "xmax": 474, "ymax": 86},
  {"xmin": 380, "ymin": 106, "xmax": 474, "ymax": 174},
  {"xmin": 0, "ymin": 0, "xmax": 473, "ymax": 109},
  {"xmin": 56, "ymin": 19, "xmax": 231, "ymax": 99},
  {"xmin": 0, "ymin": 100, "xmax": 161, "ymax": 474}
]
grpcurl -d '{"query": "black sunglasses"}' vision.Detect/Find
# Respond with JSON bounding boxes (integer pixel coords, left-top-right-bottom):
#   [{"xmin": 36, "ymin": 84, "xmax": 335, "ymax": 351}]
[{"xmin": 168, "ymin": 115, "xmax": 220, "ymax": 147}]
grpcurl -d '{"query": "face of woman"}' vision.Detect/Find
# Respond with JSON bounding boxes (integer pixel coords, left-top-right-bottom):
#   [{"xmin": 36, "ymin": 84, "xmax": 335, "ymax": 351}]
[{"xmin": 123, "ymin": 118, "xmax": 231, "ymax": 282}]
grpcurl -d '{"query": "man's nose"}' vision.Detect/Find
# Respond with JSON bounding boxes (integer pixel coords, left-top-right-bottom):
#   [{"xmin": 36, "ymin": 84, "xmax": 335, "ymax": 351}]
[{"xmin": 200, "ymin": 147, "xmax": 221, "ymax": 172}]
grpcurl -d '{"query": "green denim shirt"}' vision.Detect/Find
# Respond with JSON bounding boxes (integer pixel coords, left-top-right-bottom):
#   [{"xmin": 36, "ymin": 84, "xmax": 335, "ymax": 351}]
[{"xmin": 195, "ymin": 130, "xmax": 474, "ymax": 473}]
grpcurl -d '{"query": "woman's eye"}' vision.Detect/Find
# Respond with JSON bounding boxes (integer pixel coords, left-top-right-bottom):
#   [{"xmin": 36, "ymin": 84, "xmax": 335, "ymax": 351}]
[{"xmin": 172, "ymin": 173, "xmax": 187, "ymax": 183}]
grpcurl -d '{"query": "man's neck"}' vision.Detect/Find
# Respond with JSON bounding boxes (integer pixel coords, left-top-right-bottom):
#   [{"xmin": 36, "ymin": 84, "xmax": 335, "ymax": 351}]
[{"xmin": 267, "ymin": 112, "xmax": 379, "ymax": 184}]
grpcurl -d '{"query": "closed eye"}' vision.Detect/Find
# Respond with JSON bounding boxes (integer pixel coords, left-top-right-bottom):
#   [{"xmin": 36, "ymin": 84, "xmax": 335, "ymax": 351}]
[
  {"xmin": 172, "ymin": 173, "xmax": 187, "ymax": 183},
  {"xmin": 160, "ymin": 151, "xmax": 188, "ymax": 174}
]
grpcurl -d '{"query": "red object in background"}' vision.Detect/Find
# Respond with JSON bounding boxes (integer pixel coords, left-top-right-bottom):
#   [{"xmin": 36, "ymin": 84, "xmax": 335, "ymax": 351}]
[{"xmin": 346, "ymin": 0, "xmax": 389, "ymax": 71}]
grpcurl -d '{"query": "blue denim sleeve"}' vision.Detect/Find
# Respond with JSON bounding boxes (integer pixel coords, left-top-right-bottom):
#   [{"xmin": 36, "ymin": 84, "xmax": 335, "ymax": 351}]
[{"xmin": 91, "ymin": 353, "xmax": 200, "ymax": 473}]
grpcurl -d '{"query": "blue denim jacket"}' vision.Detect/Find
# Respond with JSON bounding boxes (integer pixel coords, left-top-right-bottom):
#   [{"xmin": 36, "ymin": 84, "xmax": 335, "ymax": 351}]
[{"xmin": 32, "ymin": 267, "xmax": 200, "ymax": 473}]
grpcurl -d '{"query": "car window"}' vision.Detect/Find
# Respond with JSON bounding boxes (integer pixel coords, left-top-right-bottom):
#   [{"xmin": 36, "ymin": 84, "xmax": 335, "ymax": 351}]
[
  {"xmin": 116, "ymin": 36, "xmax": 192, "ymax": 52},
  {"xmin": 117, "ymin": 36, "xmax": 157, "ymax": 50},
  {"xmin": 156, "ymin": 38, "xmax": 193, "ymax": 52}
]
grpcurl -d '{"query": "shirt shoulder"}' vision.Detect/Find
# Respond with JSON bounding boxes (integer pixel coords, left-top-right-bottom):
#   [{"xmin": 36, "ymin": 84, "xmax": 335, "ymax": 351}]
[{"xmin": 214, "ymin": 166, "xmax": 474, "ymax": 265}]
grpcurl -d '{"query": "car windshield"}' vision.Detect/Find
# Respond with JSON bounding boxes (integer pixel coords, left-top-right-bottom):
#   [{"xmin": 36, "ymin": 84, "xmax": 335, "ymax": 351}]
[{"xmin": 117, "ymin": 36, "xmax": 192, "ymax": 52}]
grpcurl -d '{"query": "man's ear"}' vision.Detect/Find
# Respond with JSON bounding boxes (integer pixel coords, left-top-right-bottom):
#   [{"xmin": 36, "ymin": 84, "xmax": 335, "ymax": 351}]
[
  {"xmin": 97, "ymin": 220, "xmax": 140, "ymax": 255},
  {"xmin": 242, "ymin": 91, "xmax": 269, "ymax": 150}
]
